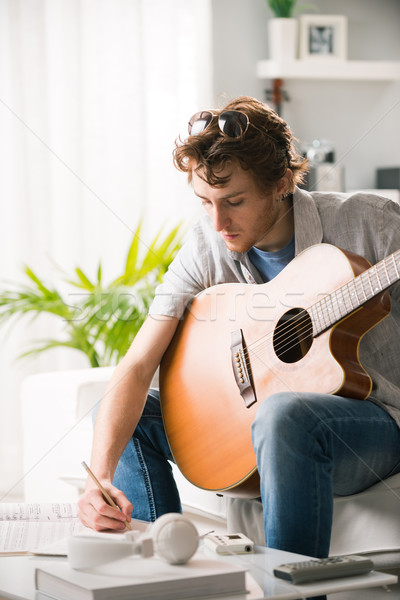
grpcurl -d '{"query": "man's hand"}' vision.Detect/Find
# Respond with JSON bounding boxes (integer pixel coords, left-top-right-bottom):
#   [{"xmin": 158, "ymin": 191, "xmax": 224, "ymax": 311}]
[
  {"xmin": 78, "ymin": 483, "xmax": 133, "ymax": 531},
  {"xmin": 77, "ymin": 316, "xmax": 179, "ymax": 533}
]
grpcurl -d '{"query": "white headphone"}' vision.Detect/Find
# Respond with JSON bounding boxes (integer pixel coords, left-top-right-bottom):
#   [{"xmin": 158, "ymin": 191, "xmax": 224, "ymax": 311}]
[
  {"xmin": 68, "ymin": 513, "xmax": 199, "ymax": 570},
  {"xmin": 148, "ymin": 512, "xmax": 199, "ymax": 564}
]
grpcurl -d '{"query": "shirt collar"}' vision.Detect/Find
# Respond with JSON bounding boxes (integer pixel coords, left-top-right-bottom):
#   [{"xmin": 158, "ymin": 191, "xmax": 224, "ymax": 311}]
[
  {"xmin": 228, "ymin": 186, "xmax": 323, "ymax": 264},
  {"xmin": 292, "ymin": 186, "xmax": 323, "ymax": 253}
]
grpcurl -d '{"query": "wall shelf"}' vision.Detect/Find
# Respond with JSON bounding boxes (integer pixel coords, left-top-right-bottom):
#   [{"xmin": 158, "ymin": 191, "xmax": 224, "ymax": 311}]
[{"xmin": 257, "ymin": 59, "xmax": 400, "ymax": 82}]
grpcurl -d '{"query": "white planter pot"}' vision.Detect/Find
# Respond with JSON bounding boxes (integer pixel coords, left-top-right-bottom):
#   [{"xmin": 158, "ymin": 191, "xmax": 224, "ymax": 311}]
[{"xmin": 268, "ymin": 18, "xmax": 298, "ymax": 60}]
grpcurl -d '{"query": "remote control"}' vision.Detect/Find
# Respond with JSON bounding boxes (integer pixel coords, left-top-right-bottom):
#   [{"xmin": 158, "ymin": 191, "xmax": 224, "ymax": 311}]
[{"xmin": 273, "ymin": 555, "xmax": 374, "ymax": 585}]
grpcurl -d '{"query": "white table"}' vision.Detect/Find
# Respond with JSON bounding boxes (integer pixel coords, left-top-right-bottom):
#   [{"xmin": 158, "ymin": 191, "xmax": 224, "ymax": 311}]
[{"xmin": 0, "ymin": 546, "xmax": 397, "ymax": 600}]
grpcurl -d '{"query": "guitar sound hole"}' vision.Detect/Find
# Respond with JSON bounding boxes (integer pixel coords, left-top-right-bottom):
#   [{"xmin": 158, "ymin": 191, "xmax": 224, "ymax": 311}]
[{"xmin": 273, "ymin": 308, "xmax": 313, "ymax": 364}]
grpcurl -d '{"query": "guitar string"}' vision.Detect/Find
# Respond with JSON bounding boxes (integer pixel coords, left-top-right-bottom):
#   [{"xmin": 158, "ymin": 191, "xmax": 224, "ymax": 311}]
[
  {"xmin": 242, "ymin": 293, "xmax": 332, "ymax": 356},
  {"xmin": 242, "ymin": 277, "xmax": 355, "ymax": 355},
  {"xmin": 245, "ymin": 290, "xmax": 395, "ymax": 376},
  {"xmin": 245, "ymin": 257, "xmax": 398, "ymax": 356},
  {"xmin": 244, "ymin": 281, "xmax": 381, "ymax": 370},
  {"xmin": 254, "ymin": 259, "xmax": 397, "ymax": 355},
  {"xmin": 246, "ymin": 321, "xmax": 314, "ymax": 374},
  {"xmin": 239, "ymin": 312, "xmax": 321, "ymax": 369},
  {"xmin": 238, "ymin": 260, "xmax": 398, "ymax": 369},
  {"xmin": 245, "ymin": 254, "xmax": 398, "ymax": 356},
  {"xmin": 238, "ymin": 320, "xmax": 314, "ymax": 379},
  {"xmin": 231, "ymin": 258, "xmax": 399, "ymax": 384},
  {"xmin": 243, "ymin": 287, "xmax": 374, "ymax": 375},
  {"xmin": 240, "ymin": 283, "xmax": 355, "ymax": 361}
]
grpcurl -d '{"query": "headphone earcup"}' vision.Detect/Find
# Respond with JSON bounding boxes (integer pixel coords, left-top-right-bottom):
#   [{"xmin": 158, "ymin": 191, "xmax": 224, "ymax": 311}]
[
  {"xmin": 150, "ymin": 513, "xmax": 199, "ymax": 564},
  {"xmin": 68, "ymin": 536, "xmax": 133, "ymax": 569}
]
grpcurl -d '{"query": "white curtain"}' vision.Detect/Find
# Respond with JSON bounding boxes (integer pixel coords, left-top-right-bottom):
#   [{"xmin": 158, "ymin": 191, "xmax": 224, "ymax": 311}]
[{"xmin": 0, "ymin": 0, "xmax": 212, "ymax": 499}]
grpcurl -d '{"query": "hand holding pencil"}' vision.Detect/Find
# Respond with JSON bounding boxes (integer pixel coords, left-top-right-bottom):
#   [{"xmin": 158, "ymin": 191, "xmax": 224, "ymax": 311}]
[{"xmin": 81, "ymin": 461, "xmax": 133, "ymax": 531}]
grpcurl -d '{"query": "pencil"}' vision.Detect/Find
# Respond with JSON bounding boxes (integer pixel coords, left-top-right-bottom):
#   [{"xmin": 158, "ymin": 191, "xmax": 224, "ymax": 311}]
[{"xmin": 81, "ymin": 461, "xmax": 132, "ymax": 531}]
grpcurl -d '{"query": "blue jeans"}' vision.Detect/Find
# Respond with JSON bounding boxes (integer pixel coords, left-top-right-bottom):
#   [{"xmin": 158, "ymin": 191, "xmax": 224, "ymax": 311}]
[
  {"xmin": 251, "ymin": 392, "xmax": 400, "ymax": 559},
  {"xmin": 113, "ymin": 389, "xmax": 182, "ymax": 522},
  {"xmin": 113, "ymin": 389, "xmax": 400, "ymax": 558}
]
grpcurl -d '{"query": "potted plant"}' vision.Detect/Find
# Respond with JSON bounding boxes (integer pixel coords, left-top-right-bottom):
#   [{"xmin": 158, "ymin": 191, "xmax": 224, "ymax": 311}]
[
  {"xmin": 267, "ymin": 0, "xmax": 316, "ymax": 61},
  {"xmin": 0, "ymin": 220, "xmax": 182, "ymax": 368}
]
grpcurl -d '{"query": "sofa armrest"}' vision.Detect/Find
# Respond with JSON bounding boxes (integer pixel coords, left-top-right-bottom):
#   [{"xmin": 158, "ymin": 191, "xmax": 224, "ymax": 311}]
[{"xmin": 21, "ymin": 367, "xmax": 114, "ymax": 501}]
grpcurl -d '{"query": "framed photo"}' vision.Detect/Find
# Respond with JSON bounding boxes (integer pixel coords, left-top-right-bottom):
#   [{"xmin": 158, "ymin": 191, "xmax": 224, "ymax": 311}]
[{"xmin": 299, "ymin": 15, "xmax": 348, "ymax": 60}]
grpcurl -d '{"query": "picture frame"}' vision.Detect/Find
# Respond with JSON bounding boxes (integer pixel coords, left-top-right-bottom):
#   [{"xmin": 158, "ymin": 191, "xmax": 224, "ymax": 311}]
[{"xmin": 299, "ymin": 15, "xmax": 348, "ymax": 60}]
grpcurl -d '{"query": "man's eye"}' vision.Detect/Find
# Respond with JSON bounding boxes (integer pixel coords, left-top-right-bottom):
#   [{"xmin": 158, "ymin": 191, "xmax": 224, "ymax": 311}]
[{"xmin": 228, "ymin": 200, "xmax": 243, "ymax": 206}]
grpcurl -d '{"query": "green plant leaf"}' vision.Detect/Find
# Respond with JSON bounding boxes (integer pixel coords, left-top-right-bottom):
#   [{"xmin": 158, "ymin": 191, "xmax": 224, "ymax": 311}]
[
  {"xmin": 18, "ymin": 339, "xmax": 100, "ymax": 368},
  {"xmin": 123, "ymin": 219, "xmax": 143, "ymax": 279},
  {"xmin": 97, "ymin": 263, "xmax": 102, "ymax": 286},
  {"xmin": 24, "ymin": 267, "xmax": 56, "ymax": 298},
  {"xmin": 267, "ymin": 0, "xmax": 317, "ymax": 17},
  {"xmin": 0, "ymin": 219, "xmax": 182, "ymax": 367},
  {"xmin": 74, "ymin": 268, "xmax": 95, "ymax": 291},
  {"xmin": 268, "ymin": 0, "xmax": 296, "ymax": 18}
]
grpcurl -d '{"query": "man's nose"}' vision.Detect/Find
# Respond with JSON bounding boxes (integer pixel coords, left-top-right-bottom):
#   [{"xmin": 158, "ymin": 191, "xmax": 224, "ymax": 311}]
[{"xmin": 212, "ymin": 206, "xmax": 230, "ymax": 232}]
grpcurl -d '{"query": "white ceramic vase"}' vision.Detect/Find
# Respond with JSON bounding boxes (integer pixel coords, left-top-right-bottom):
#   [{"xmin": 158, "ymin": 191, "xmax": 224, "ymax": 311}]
[{"xmin": 268, "ymin": 18, "xmax": 298, "ymax": 60}]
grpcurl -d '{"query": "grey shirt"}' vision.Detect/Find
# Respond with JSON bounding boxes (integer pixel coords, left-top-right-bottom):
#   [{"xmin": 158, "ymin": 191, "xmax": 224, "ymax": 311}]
[{"xmin": 150, "ymin": 187, "xmax": 400, "ymax": 426}]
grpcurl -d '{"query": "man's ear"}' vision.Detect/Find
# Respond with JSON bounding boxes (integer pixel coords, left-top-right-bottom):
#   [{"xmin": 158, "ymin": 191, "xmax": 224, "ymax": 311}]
[{"xmin": 277, "ymin": 168, "xmax": 293, "ymax": 195}]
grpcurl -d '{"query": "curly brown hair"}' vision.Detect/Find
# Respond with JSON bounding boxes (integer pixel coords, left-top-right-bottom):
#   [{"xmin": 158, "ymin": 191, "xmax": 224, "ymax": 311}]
[{"xmin": 173, "ymin": 96, "xmax": 308, "ymax": 194}]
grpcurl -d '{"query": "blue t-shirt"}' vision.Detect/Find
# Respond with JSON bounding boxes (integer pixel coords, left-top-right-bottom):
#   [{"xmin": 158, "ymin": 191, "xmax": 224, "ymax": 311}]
[{"xmin": 248, "ymin": 236, "xmax": 295, "ymax": 282}]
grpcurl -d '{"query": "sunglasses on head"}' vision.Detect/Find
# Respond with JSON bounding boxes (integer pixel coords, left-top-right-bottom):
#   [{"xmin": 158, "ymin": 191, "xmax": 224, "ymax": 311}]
[{"xmin": 188, "ymin": 110, "xmax": 250, "ymax": 138}]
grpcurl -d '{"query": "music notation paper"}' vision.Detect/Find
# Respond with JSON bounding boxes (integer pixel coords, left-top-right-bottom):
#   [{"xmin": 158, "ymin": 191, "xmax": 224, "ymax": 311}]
[
  {"xmin": 0, "ymin": 502, "xmax": 87, "ymax": 556},
  {"xmin": 0, "ymin": 502, "xmax": 147, "ymax": 557}
]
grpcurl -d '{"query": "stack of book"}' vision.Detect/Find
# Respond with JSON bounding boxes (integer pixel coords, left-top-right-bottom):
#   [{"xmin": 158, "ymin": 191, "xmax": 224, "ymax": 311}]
[{"xmin": 35, "ymin": 552, "xmax": 248, "ymax": 600}]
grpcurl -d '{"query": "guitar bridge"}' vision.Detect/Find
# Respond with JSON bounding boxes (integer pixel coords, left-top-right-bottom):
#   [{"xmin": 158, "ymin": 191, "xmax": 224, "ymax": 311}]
[{"xmin": 231, "ymin": 329, "xmax": 257, "ymax": 408}]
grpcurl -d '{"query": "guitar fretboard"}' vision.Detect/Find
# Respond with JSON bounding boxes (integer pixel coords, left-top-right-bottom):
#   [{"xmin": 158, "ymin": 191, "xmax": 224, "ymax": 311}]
[{"xmin": 310, "ymin": 250, "xmax": 400, "ymax": 336}]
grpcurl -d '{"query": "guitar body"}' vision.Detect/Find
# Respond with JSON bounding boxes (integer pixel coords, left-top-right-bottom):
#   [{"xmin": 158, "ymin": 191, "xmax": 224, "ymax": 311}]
[{"xmin": 159, "ymin": 244, "xmax": 391, "ymax": 498}]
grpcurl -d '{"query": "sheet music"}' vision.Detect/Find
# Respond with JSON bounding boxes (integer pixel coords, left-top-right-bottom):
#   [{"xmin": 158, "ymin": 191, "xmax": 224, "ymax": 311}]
[
  {"xmin": 0, "ymin": 502, "xmax": 85, "ymax": 555},
  {"xmin": 0, "ymin": 503, "xmax": 147, "ymax": 555},
  {"xmin": 0, "ymin": 502, "xmax": 79, "ymax": 522},
  {"xmin": 0, "ymin": 519, "xmax": 87, "ymax": 555}
]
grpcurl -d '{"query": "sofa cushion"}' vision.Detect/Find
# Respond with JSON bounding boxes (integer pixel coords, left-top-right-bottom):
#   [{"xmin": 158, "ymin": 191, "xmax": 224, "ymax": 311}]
[
  {"xmin": 226, "ymin": 473, "xmax": 400, "ymax": 557},
  {"xmin": 330, "ymin": 472, "xmax": 400, "ymax": 556}
]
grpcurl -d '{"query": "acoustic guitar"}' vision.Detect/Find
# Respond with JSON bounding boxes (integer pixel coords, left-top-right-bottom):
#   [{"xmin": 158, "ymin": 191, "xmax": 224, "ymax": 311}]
[{"xmin": 159, "ymin": 243, "xmax": 400, "ymax": 498}]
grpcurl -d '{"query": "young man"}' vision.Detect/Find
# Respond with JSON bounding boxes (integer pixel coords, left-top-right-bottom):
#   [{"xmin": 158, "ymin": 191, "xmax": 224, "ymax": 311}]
[{"xmin": 78, "ymin": 96, "xmax": 400, "ymax": 562}]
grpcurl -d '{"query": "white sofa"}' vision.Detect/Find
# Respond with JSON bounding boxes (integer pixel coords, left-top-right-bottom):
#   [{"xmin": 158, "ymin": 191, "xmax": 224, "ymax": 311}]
[{"xmin": 21, "ymin": 367, "xmax": 400, "ymax": 569}]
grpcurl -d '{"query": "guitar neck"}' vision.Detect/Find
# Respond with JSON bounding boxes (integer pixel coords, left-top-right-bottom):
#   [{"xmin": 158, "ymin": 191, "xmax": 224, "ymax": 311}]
[{"xmin": 310, "ymin": 249, "xmax": 400, "ymax": 336}]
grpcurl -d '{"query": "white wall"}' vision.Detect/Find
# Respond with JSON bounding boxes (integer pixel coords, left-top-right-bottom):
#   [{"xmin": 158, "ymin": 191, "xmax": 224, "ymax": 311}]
[
  {"xmin": 0, "ymin": 0, "xmax": 211, "ymax": 502},
  {"xmin": 211, "ymin": 0, "xmax": 400, "ymax": 190}
]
